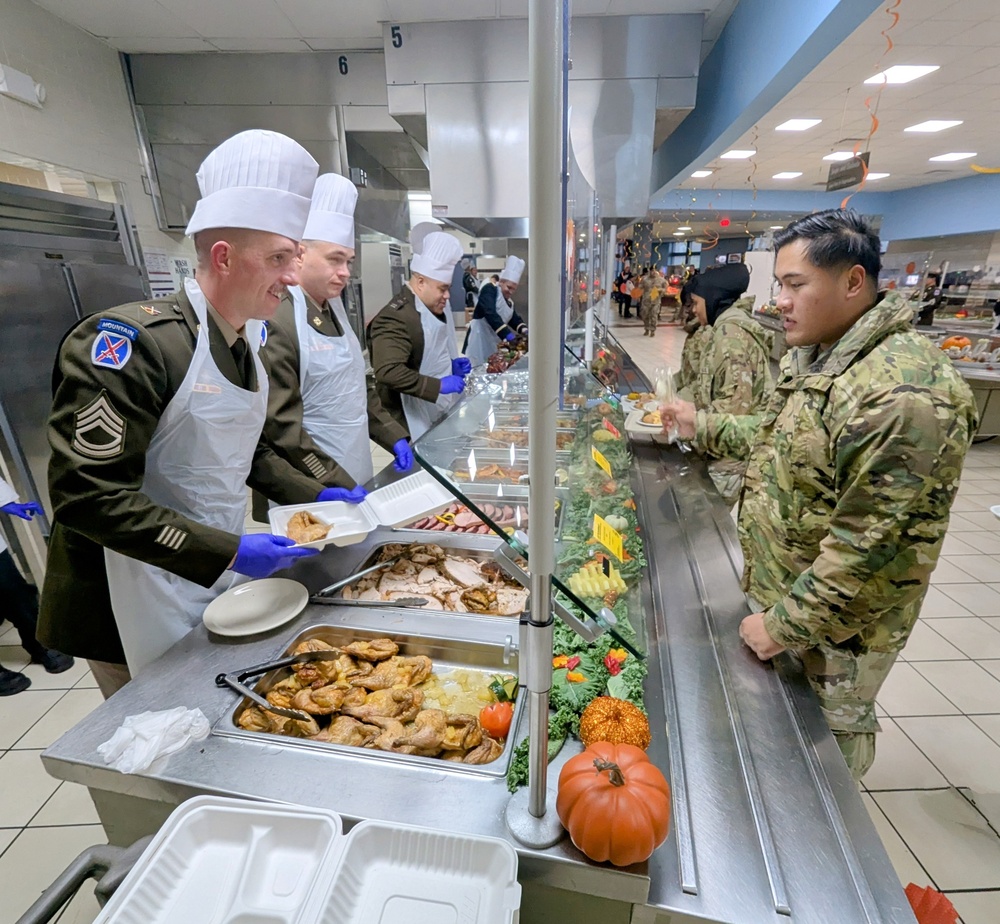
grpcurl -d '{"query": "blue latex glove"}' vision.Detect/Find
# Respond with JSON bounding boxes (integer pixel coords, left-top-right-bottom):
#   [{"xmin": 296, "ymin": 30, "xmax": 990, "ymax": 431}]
[
  {"xmin": 1, "ymin": 501, "xmax": 42, "ymax": 521},
  {"xmin": 392, "ymin": 439, "xmax": 414, "ymax": 472},
  {"xmin": 317, "ymin": 485, "xmax": 368, "ymax": 503},
  {"xmin": 231, "ymin": 534, "xmax": 319, "ymax": 578},
  {"xmin": 451, "ymin": 357, "xmax": 472, "ymax": 376},
  {"xmin": 517, "ymin": 325, "xmax": 528, "ymax": 336},
  {"xmin": 439, "ymin": 375, "xmax": 466, "ymax": 395},
  {"xmin": 504, "ymin": 332, "xmax": 517, "ymax": 343}
]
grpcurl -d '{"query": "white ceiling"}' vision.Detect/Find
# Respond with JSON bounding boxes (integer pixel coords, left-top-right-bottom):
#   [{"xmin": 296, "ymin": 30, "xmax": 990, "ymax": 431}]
[
  {"xmin": 677, "ymin": 0, "xmax": 1000, "ymax": 194},
  {"xmin": 30, "ymin": 0, "xmax": 738, "ymax": 53}
]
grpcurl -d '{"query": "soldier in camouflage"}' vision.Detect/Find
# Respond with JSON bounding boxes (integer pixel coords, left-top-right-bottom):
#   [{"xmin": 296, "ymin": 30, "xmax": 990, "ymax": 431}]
[
  {"xmin": 681, "ymin": 264, "xmax": 773, "ymax": 505},
  {"xmin": 638, "ymin": 268, "xmax": 664, "ymax": 336},
  {"xmin": 663, "ymin": 210, "xmax": 978, "ymax": 779}
]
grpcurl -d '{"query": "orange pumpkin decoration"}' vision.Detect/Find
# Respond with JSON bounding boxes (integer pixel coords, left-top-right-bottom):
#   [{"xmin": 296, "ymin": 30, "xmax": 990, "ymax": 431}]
[
  {"xmin": 556, "ymin": 742, "xmax": 670, "ymax": 866},
  {"xmin": 942, "ymin": 336, "xmax": 971, "ymax": 350},
  {"xmin": 579, "ymin": 696, "xmax": 651, "ymax": 750}
]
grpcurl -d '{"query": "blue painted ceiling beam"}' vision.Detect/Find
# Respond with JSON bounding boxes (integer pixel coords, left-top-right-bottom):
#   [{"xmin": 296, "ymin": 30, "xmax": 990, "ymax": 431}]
[{"xmin": 650, "ymin": 0, "xmax": 882, "ymax": 199}]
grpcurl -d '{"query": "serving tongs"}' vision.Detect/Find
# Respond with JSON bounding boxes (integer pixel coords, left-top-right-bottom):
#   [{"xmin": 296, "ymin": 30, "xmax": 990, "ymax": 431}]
[
  {"xmin": 215, "ymin": 649, "xmax": 347, "ymax": 723},
  {"xmin": 313, "ymin": 554, "xmax": 403, "ymax": 598}
]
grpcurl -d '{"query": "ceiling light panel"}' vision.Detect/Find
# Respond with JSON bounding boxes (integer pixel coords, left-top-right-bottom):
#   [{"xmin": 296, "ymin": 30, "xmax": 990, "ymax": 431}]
[
  {"xmin": 928, "ymin": 152, "xmax": 976, "ymax": 162},
  {"xmin": 823, "ymin": 151, "xmax": 857, "ymax": 162},
  {"xmin": 864, "ymin": 65, "xmax": 940, "ymax": 85},
  {"xmin": 721, "ymin": 150, "xmax": 756, "ymax": 159},
  {"xmin": 773, "ymin": 172, "xmax": 803, "ymax": 179},
  {"xmin": 775, "ymin": 119, "xmax": 822, "ymax": 131},
  {"xmin": 690, "ymin": 170, "xmax": 713, "ymax": 178},
  {"xmin": 865, "ymin": 173, "xmax": 891, "ymax": 180},
  {"xmin": 904, "ymin": 120, "xmax": 963, "ymax": 133}
]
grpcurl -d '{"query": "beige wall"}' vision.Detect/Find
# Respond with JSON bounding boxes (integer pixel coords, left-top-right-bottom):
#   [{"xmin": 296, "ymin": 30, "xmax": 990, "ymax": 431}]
[{"xmin": 0, "ymin": 0, "xmax": 191, "ymax": 275}]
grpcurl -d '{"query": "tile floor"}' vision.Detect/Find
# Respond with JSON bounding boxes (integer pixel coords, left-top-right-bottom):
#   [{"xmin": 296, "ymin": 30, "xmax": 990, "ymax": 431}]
[{"xmin": 0, "ymin": 318, "xmax": 996, "ymax": 923}]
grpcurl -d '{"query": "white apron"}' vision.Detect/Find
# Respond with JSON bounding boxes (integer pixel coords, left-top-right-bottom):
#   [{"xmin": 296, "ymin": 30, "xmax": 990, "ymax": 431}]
[
  {"xmin": 105, "ymin": 278, "xmax": 267, "ymax": 674},
  {"xmin": 466, "ymin": 285, "xmax": 514, "ymax": 368},
  {"xmin": 291, "ymin": 286, "xmax": 372, "ymax": 484},
  {"xmin": 401, "ymin": 295, "xmax": 459, "ymax": 442}
]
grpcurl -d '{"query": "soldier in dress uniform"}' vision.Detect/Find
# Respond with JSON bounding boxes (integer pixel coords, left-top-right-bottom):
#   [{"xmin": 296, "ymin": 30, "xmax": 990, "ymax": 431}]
[
  {"xmin": 38, "ymin": 130, "xmax": 338, "ymax": 697},
  {"xmin": 682, "ymin": 263, "xmax": 773, "ymax": 506},
  {"xmin": 663, "ymin": 209, "xmax": 978, "ymax": 779},
  {"xmin": 463, "ymin": 256, "xmax": 527, "ymax": 367},
  {"xmin": 260, "ymin": 173, "xmax": 413, "ymax": 498},
  {"xmin": 367, "ymin": 231, "xmax": 468, "ymax": 442}
]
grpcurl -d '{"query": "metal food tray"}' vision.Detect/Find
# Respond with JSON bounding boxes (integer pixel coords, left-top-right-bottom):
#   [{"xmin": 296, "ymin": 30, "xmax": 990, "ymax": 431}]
[
  {"xmin": 334, "ymin": 536, "xmax": 529, "ymax": 620},
  {"xmin": 214, "ymin": 622, "xmax": 522, "ymax": 779},
  {"xmin": 395, "ymin": 489, "xmax": 567, "ymax": 538}
]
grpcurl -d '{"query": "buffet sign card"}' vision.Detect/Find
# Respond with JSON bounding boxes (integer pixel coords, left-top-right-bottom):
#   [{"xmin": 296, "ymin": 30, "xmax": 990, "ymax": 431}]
[
  {"xmin": 602, "ymin": 417, "xmax": 622, "ymax": 439},
  {"xmin": 591, "ymin": 445, "xmax": 613, "ymax": 477},
  {"xmin": 592, "ymin": 514, "xmax": 624, "ymax": 561}
]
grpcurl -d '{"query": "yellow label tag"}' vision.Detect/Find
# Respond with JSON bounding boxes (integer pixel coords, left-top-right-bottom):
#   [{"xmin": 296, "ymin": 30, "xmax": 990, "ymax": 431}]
[
  {"xmin": 591, "ymin": 445, "xmax": 612, "ymax": 477},
  {"xmin": 592, "ymin": 514, "xmax": 624, "ymax": 562}
]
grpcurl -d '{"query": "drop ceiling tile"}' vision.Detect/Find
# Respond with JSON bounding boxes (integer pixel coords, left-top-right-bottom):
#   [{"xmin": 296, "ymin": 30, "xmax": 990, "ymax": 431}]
[
  {"xmin": 272, "ymin": 0, "xmax": 388, "ymax": 37},
  {"xmin": 113, "ymin": 36, "xmax": 217, "ymax": 52},
  {"xmin": 209, "ymin": 37, "xmax": 312, "ymax": 51},
  {"xmin": 33, "ymin": 0, "xmax": 200, "ymax": 38},
  {"xmin": 304, "ymin": 37, "xmax": 384, "ymax": 50},
  {"xmin": 385, "ymin": 0, "xmax": 494, "ymax": 21},
  {"xmin": 157, "ymin": 0, "xmax": 300, "ymax": 38}
]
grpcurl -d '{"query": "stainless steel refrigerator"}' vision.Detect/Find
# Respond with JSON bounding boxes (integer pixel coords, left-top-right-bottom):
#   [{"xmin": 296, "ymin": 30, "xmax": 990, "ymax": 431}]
[{"xmin": 0, "ymin": 181, "xmax": 149, "ymax": 585}]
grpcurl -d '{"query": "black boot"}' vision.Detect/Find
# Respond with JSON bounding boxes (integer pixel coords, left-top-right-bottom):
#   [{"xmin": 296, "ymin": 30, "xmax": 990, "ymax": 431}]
[
  {"xmin": 30, "ymin": 649, "xmax": 74, "ymax": 674},
  {"xmin": 0, "ymin": 667, "xmax": 30, "ymax": 695}
]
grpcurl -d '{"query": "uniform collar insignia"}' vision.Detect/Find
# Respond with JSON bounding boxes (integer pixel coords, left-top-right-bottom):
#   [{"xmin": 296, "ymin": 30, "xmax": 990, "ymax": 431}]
[{"xmin": 140, "ymin": 305, "xmax": 161, "ymax": 316}]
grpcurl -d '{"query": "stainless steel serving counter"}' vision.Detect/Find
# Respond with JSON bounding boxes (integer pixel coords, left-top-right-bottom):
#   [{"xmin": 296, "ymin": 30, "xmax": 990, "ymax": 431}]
[{"xmin": 41, "ymin": 453, "xmax": 915, "ymax": 923}]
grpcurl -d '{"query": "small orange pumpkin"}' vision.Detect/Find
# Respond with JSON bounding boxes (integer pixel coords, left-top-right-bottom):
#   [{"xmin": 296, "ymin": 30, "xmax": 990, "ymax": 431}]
[
  {"xmin": 942, "ymin": 336, "xmax": 971, "ymax": 350},
  {"xmin": 556, "ymin": 742, "xmax": 670, "ymax": 866},
  {"xmin": 579, "ymin": 696, "xmax": 651, "ymax": 750}
]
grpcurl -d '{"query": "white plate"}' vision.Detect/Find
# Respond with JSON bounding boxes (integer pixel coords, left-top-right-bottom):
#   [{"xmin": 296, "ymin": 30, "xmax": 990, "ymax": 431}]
[{"xmin": 203, "ymin": 579, "xmax": 308, "ymax": 637}]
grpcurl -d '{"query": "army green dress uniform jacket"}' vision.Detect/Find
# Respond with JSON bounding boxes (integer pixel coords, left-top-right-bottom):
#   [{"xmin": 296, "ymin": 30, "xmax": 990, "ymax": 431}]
[
  {"xmin": 366, "ymin": 287, "xmax": 446, "ymax": 432},
  {"xmin": 695, "ymin": 292, "xmax": 977, "ymax": 777},
  {"xmin": 261, "ymin": 291, "xmax": 408, "ymax": 488},
  {"xmin": 689, "ymin": 296, "xmax": 773, "ymax": 505},
  {"xmin": 38, "ymin": 289, "xmax": 325, "ymax": 664}
]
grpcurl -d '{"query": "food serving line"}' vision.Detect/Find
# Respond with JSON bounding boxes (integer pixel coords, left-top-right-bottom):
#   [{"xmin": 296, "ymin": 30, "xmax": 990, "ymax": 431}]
[{"xmin": 38, "ymin": 448, "xmax": 914, "ymax": 923}]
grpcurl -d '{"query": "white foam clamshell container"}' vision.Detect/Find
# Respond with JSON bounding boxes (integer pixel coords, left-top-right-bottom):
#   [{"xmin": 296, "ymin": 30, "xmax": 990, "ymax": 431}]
[
  {"xmin": 269, "ymin": 471, "xmax": 454, "ymax": 548},
  {"xmin": 94, "ymin": 795, "xmax": 521, "ymax": 924}
]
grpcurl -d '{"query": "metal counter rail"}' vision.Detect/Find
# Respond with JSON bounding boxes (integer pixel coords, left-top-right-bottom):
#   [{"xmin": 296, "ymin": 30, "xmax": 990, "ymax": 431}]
[{"xmin": 635, "ymin": 443, "xmax": 916, "ymax": 923}]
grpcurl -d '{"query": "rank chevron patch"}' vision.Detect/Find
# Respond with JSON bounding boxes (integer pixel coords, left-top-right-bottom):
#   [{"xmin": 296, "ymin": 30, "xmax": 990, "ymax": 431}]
[{"xmin": 72, "ymin": 390, "xmax": 126, "ymax": 459}]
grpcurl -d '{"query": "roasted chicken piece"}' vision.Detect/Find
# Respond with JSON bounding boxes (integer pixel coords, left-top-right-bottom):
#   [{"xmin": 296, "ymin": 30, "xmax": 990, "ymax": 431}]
[
  {"xmin": 290, "ymin": 639, "xmax": 341, "ymax": 684},
  {"xmin": 463, "ymin": 735, "xmax": 504, "ymax": 764},
  {"xmin": 342, "ymin": 687, "xmax": 424, "ymax": 723},
  {"xmin": 460, "ymin": 587, "xmax": 496, "ymax": 613},
  {"xmin": 238, "ymin": 705, "xmax": 276, "ymax": 733},
  {"xmin": 352, "ymin": 655, "xmax": 434, "ymax": 691},
  {"xmin": 313, "ymin": 715, "xmax": 381, "ymax": 747},
  {"xmin": 283, "ymin": 714, "xmax": 322, "ymax": 738},
  {"xmin": 341, "ymin": 638, "xmax": 399, "ymax": 662},
  {"xmin": 291, "ymin": 681, "xmax": 351, "ymax": 715},
  {"xmin": 265, "ymin": 675, "xmax": 305, "ymax": 709},
  {"xmin": 286, "ymin": 510, "xmax": 330, "ymax": 544},
  {"xmin": 440, "ymin": 714, "xmax": 483, "ymax": 752},
  {"xmin": 364, "ymin": 715, "xmax": 408, "ymax": 752},
  {"xmin": 393, "ymin": 708, "xmax": 447, "ymax": 751}
]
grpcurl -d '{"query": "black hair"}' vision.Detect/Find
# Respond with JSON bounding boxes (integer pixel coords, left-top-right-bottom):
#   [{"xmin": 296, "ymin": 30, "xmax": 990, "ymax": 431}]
[{"xmin": 774, "ymin": 209, "xmax": 881, "ymax": 284}]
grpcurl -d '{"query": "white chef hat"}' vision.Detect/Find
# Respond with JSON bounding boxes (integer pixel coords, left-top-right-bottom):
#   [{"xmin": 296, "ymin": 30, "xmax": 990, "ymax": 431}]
[
  {"xmin": 409, "ymin": 221, "xmax": 441, "ymax": 256},
  {"xmin": 411, "ymin": 231, "xmax": 463, "ymax": 284},
  {"xmin": 500, "ymin": 255, "xmax": 525, "ymax": 284},
  {"xmin": 301, "ymin": 173, "xmax": 357, "ymax": 247},
  {"xmin": 185, "ymin": 130, "xmax": 319, "ymax": 240}
]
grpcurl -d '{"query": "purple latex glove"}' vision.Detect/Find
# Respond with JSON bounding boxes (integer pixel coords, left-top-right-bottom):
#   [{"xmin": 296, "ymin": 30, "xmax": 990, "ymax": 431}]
[
  {"xmin": 317, "ymin": 485, "xmax": 368, "ymax": 503},
  {"xmin": 439, "ymin": 375, "xmax": 466, "ymax": 395},
  {"xmin": 451, "ymin": 357, "xmax": 472, "ymax": 376},
  {"xmin": 231, "ymin": 534, "xmax": 319, "ymax": 578},
  {"xmin": 392, "ymin": 439, "xmax": 414, "ymax": 472},
  {"xmin": 0, "ymin": 501, "xmax": 42, "ymax": 521},
  {"xmin": 504, "ymin": 332, "xmax": 516, "ymax": 343}
]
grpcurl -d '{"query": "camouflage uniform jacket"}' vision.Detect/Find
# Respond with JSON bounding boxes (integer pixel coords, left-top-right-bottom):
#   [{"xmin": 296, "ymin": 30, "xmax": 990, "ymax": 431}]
[
  {"xmin": 695, "ymin": 292, "xmax": 977, "ymax": 733},
  {"xmin": 690, "ymin": 297, "xmax": 772, "ymax": 505},
  {"xmin": 638, "ymin": 274, "xmax": 663, "ymax": 315},
  {"xmin": 674, "ymin": 324, "xmax": 712, "ymax": 401}
]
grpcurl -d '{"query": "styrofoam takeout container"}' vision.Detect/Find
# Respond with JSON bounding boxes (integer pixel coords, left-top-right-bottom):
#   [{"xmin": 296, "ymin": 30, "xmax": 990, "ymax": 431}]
[
  {"xmin": 94, "ymin": 796, "xmax": 521, "ymax": 924},
  {"xmin": 269, "ymin": 470, "xmax": 453, "ymax": 549}
]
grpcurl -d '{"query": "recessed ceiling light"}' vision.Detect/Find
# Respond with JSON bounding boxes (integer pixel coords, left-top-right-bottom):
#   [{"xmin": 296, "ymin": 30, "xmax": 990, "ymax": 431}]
[
  {"xmin": 865, "ymin": 172, "xmax": 891, "ymax": 180},
  {"xmin": 678, "ymin": 226, "xmax": 692, "ymax": 231},
  {"xmin": 673, "ymin": 232, "xmax": 686, "ymax": 236},
  {"xmin": 775, "ymin": 119, "xmax": 822, "ymax": 131},
  {"xmin": 769, "ymin": 225, "xmax": 784, "ymax": 230},
  {"xmin": 773, "ymin": 172, "xmax": 803, "ymax": 179},
  {"xmin": 690, "ymin": 170, "xmax": 713, "ymax": 178},
  {"xmin": 823, "ymin": 151, "xmax": 857, "ymax": 162},
  {"xmin": 905, "ymin": 120, "xmax": 963, "ymax": 133},
  {"xmin": 929, "ymin": 152, "xmax": 976, "ymax": 162},
  {"xmin": 865, "ymin": 65, "xmax": 940, "ymax": 85},
  {"xmin": 720, "ymin": 150, "xmax": 756, "ymax": 160}
]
